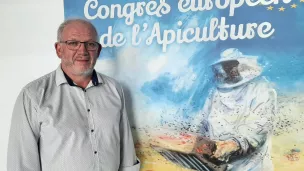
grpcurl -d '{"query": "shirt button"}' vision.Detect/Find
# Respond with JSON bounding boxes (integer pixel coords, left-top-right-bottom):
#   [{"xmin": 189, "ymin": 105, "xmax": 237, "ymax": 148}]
[
  {"xmin": 87, "ymin": 109, "xmax": 90, "ymax": 112},
  {"xmin": 94, "ymin": 151, "xmax": 97, "ymax": 154},
  {"xmin": 91, "ymin": 129, "xmax": 94, "ymax": 133},
  {"xmin": 84, "ymin": 90, "xmax": 86, "ymax": 92}
]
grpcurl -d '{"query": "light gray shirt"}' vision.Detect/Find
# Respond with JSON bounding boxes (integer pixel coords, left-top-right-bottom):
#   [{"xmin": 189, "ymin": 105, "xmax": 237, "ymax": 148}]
[{"xmin": 7, "ymin": 66, "xmax": 140, "ymax": 171}]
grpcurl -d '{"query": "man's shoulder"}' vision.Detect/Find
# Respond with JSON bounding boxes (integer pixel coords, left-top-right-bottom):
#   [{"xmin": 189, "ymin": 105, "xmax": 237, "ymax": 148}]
[
  {"xmin": 96, "ymin": 71, "xmax": 121, "ymax": 88},
  {"xmin": 250, "ymin": 76, "xmax": 275, "ymax": 90},
  {"xmin": 95, "ymin": 71, "xmax": 125, "ymax": 99},
  {"xmin": 22, "ymin": 70, "xmax": 56, "ymax": 95},
  {"xmin": 247, "ymin": 76, "xmax": 277, "ymax": 100}
]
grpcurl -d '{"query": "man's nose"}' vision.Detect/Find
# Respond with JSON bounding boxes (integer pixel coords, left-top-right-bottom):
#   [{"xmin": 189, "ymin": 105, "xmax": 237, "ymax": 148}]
[{"xmin": 78, "ymin": 42, "xmax": 89, "ymax": 54}]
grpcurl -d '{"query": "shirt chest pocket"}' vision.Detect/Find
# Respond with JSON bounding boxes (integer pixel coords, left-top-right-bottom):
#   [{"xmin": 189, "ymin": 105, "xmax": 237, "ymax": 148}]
[
  {"xmin": 90, "ymin": 94, "xmax": 122, "ymax": 132},
  {"xmin": 93, "ymin": 107, "xmax": 121, "ymax": 141},
  {"xmin": 40, "ymin": 109, "xmax": 89, "ymax": 137}
]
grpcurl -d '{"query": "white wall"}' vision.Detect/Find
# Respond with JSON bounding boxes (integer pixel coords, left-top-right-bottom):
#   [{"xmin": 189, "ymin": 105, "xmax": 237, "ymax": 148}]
[{"xmin": 0, "ymin": 0, "xmax": 64, "ymax": 169}]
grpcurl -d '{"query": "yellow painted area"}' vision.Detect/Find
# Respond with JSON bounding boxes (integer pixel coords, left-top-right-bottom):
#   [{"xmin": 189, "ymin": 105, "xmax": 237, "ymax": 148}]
[
  {"xmin": 135, "ymin": 94, "xmax": 304, "ymax": 170},
  {"xmin": 272, "ymin": 131, "xmax": 304, "ymax": 171},
  {"xmin": 136, "ymin": 140, "xmax": 195, "ymax": 171},
  {"xmin": 136, "ymin": 133, "xmax": 304, "ymax": 171}
]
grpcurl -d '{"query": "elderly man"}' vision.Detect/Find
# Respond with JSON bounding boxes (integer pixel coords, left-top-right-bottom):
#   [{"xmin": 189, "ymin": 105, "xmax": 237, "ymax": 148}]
[
  {"xmin": 192, "ymin": 48, "xmax": 277, "ymax": 171},
  {"xmin": 7, "ymin": 19, "xmax": 140, "ymax": 171}
]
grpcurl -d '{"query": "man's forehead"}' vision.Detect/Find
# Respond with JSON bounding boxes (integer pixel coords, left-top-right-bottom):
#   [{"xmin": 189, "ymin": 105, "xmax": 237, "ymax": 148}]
[
  {"xmin": 222, "ymin": 60, "xmax": 239, "ymax": 66},
  {"xmin": 62, "ymin": 22, "xmax": 96, "ymax": 39}
]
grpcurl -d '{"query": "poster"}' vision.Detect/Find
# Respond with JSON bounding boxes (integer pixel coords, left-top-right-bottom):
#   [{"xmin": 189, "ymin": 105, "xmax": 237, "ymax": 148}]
[{"xmin": 64, "ymin": 0, "xmax": 304, "ymax": 170}]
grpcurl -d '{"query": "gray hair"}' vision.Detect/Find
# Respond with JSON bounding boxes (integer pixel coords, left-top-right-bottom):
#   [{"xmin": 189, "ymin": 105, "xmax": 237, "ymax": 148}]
[{"xmin": 57, "ymin": 18, "xmax": 99, "ymax": 42}]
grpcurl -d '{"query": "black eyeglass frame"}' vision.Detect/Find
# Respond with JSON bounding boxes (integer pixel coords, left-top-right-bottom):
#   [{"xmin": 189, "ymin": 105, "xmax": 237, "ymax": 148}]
[{"xmin": 59, "ymin": 40, "xmax": 102, "ymax": 51}]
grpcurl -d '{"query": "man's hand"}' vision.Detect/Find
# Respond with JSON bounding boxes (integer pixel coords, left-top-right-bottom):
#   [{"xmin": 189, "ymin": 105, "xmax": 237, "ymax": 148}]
[
  {"xmin": 191, "ymin": 137, "xmax": 228, "ymax": 171},
  {"xmin": 212, "ymin": 140, "xmax": 240, "ymax": 161},
  {"xmin": 192, "ymin": 136, "xmax": 216, "ymax": 156}
]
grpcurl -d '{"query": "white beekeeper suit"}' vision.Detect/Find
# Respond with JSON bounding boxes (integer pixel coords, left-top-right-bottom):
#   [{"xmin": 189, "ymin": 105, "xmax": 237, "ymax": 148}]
[{"xmin": 194, "ymin": 48, "xmax": 277, "ymax": 171}]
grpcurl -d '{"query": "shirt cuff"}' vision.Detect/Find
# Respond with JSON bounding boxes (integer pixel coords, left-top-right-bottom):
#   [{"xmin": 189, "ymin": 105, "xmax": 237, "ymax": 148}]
[{"xmin": 119, "ymin": 159, "xmax": 141, "ymax": 171}]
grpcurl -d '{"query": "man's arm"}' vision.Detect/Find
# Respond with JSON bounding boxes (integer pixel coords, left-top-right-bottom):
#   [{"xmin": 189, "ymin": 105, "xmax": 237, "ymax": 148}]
[
  {"xmin": 190, "ymin": 90, "xmax": 214, "ymax": 134},
  {"xmin": 7, "ymin": 90, "xmax": 41, "ymax": 171},
  {"xmin": 118, "ymin": 86, "xmax": 140, "ymax": 171},
  {"xmin": 213, "ymin": 87, "xmax": 277, "ymax": 160}
]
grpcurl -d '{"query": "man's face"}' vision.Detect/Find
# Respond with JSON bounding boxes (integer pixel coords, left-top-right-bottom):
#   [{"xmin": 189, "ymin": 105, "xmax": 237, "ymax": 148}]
[
  {"xmin": 213, "ymin": 60, "xmax": 242, "ymax": 85},
  {"xmin": 221, "ymin": 60, "xmax": 240, "ymax": 78},
  {"xmin": 55, "ymin": 22, "xmax": 101, "ymax": 76}
]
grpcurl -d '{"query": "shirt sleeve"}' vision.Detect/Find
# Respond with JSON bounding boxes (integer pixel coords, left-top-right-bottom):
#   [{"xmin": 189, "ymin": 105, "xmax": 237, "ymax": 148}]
[
  {"xmin": 190, "ymin": 89, "xmax": 214, "ymax": 135},
  {"xmin": 232, "ymin": 85, "xmax": 277, "ymax": 156},
  {"xmin": 7, "ymin": 90, "xmax": 41, "ymax": 171},
  {"xmin": 118, "ymin": 86, "xmax": 141, "ymax": 171}
]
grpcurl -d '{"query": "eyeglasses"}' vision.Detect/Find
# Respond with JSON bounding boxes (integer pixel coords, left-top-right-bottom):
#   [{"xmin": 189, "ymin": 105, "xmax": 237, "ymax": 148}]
[{"xmin": 59, "ymin": 40, "xmax": 101, "ymax": 51}]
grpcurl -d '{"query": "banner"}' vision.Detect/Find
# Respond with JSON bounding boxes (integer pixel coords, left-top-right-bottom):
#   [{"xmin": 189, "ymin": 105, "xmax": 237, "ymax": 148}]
[{"xmin": 64, "ymin": 0, "xmax": 304, "ymax": 170}]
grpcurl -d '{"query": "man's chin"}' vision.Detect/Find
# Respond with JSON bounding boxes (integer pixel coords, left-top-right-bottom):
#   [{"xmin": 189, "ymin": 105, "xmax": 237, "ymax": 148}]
[
  {"xmin": 225, "ymin": 76, "xmax": 242, "ymax": 84},
  {"xmin": 74, "ymin": 68, "xmax": 94, "ymax": 76}
]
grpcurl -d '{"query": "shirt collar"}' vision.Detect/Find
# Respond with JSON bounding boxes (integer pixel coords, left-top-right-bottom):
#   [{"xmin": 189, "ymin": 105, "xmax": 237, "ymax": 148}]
[{"xmin": 55, "ymin": 65, "xmax": 103, "ymax": 86}]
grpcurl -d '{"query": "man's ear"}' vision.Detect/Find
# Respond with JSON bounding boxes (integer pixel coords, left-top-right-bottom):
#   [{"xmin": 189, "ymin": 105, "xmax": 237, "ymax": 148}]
[
  {"xmin": 97, "ymin": 44, "xmax": 102, "ymax": 57},
  {"xmin": 55, "ymin": 42, "xmax": 63, "ymax": 58}
]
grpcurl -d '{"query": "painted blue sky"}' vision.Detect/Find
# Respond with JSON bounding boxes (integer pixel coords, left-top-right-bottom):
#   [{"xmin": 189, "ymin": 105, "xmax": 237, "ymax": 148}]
[{"xmin": 64, "ymin": 0, "xmax": 304, "ymax": 120}]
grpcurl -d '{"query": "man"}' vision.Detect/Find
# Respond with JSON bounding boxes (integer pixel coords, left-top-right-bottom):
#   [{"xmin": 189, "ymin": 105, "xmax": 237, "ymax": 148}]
[
  {"xmin": 192, "ymin": 48, "xmax": 277, "ymax": 171},
  {"xmin": 7, "ymin": 19, "xmax": 140, "ymax": 171}
]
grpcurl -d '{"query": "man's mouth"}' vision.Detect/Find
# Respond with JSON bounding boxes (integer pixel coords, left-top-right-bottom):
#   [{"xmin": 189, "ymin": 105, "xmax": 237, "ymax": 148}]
[{"xmin": 76, "ymin": 59, "xmax": 89, "ymax": 62}]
